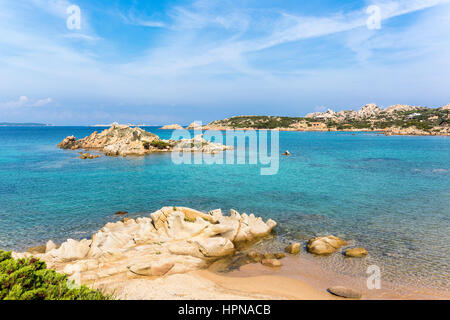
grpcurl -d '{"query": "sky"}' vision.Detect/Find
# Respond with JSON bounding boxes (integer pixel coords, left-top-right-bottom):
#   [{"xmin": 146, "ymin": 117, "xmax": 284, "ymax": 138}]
[{"xmin": 0, "ymin": 0, "xmax": 450, "ymax": 125}]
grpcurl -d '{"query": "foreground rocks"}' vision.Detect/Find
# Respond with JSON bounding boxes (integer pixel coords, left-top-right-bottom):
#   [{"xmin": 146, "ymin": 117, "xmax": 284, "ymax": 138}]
[
  {"xmin": 14, "ymin": 207, "xmax": 276, "ymax": 285},
  {"xmin": 58, "ymin": 124, "xmax": 232, "ymax": 157},
  {"xmin": 306, "ymin": 236, "xmax": 348, "ymax": 255}
]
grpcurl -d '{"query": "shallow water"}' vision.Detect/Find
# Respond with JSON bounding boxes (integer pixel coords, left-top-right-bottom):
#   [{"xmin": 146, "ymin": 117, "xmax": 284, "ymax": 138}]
[{"xmin": 0, "ymin": 126, "xmax": 449, "ymax": 290}]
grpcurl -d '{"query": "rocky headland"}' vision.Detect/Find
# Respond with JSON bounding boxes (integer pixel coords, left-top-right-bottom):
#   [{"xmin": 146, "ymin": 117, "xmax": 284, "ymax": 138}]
[
  {"xmin": 187, "ymin": 103, "xmax": 450, "ymax": 136},
  {"xmin": 58, "ymin": 123, "xmax": 232, "ymax": 156}
]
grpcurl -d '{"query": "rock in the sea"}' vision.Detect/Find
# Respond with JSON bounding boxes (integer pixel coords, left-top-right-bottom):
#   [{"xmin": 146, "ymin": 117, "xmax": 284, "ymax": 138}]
[
  {"xmin": 344, "ymin": 248, "xmax": 368, "ymax": 258},
  {"xmin": 274, "ymin": 253, "xmax": 286, "ymax": 259},
  {"xmin": 159, "ymin": 124, "xmax": 184, "ymax": 130},
  {"xmin": 306, "ymin": 235, "xmax": 347, "ymax": 255},
  {"xmin": 78, "ymin": 153, "xmax": 100, "ymax": 159},
  {"xmin": 327, "ymin": 286, "xmax": 362, "ymax": 299},
  {"xmin": 58, "ymin": 124, "xmax": 232, "ymax": 156},
  {"xmin": 16, "ymin": 206, "xmax": 277, "ymax": 284},
  {"xmin": 114, "ymin": 211, "xmax": 128, "ymax": 215},
  {"xmin": 285, "ymin": 242, "xmax": 301, "ymax": 254},
  {"xmin": 261, "ymin": 259, "xmax": 282, "ymax": 268},
  {"xmin": 247, "ymin": 251, "xmax": 264, "ymax": 263},
  {"xmin": 27, "ymin": 245, "xmax": 46, "ymax": 254}
]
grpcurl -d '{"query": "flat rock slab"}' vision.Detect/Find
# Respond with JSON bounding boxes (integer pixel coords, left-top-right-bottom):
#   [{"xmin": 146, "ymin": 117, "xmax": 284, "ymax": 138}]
[{"xmin": 327, "ymin": 286, "xmax": 362, "ymax": 299}]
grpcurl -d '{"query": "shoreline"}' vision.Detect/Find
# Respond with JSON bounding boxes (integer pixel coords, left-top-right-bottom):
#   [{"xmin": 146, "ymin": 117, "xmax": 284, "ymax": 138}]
[
  {"xmin": 17, "ymin": 231, "xmax": 450, "ymax": 300},
  {"xmin": 89, "ymin": 255, "xmax": 450, "ymax": 300}
]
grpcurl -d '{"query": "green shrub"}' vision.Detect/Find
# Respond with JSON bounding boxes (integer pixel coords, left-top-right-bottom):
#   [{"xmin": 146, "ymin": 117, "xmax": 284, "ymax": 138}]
[
  {"xmin": 0, "ymin": 250, "xmax": 112, "ymax": 300},
  {"xmin": 150, "ymin": 140, "xmax": 171, "ymax": 149}
]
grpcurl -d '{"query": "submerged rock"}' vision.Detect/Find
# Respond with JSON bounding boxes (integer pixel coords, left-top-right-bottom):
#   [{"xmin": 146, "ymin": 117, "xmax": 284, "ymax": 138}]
[
  {"xmin": 306, "ymin": 235, "xmax": 347, "ymax": 255},
  {"xmin": 78, "ymin": 153, "xmax": 100, "ymax": 159},
  {"xmin": 327, "ymin": 286, "xmax": 362, "ymax": 299},
  {"xmin": 261, "ymin": 259, "xmax": 282, "ymax": 268},
  {"xmin": 247, "ymin": 251, "xmax": 264, "ymax": 263},
  {"xmin": 285, "ymin": 242, "xmax": 301, "ymax": 254},
  {"xmin": 344, "ymin": 248, "xmax": 368, "ymax": 258}
]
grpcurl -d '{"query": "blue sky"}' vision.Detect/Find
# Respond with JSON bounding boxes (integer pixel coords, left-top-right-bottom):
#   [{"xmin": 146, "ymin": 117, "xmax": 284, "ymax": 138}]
[{"xmin": 1, "ymin": 0, "xmax": 450, "ymax": 125}]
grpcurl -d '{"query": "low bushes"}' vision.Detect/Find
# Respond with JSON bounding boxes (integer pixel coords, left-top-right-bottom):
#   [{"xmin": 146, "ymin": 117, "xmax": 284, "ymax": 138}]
[{"xmin": 0, "ymin": 250, "xmax": 111, "ymax": 300}]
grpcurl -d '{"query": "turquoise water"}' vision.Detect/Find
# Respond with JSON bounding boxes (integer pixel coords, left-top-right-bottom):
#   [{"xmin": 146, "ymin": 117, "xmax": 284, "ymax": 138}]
[{"xmin": 0, "ymin": 127, "xmax": 449, "ymax": 289}]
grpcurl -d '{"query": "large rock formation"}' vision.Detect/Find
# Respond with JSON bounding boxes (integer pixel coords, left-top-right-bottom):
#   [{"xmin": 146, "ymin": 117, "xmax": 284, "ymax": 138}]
[
  {"xmin": 13, "ymin": 207, "xmax": 276, "ymax": 285},
  {"xmin": 58, "ymin": 124, "xmax": 232, "ymax": 156}
]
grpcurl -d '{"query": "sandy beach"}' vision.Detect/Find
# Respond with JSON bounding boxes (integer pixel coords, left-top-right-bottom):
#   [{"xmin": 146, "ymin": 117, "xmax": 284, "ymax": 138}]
[{"xmin": 90, "ymin": 254, "xmax": 450, "ymax": 300}]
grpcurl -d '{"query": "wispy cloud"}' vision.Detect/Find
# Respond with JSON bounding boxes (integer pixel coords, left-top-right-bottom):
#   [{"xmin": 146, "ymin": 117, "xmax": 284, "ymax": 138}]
[
  {"xmin": 0, "ymin": 96, "xmax": 53, "ymax": 108},
  {"xmin": 0, "ymin": 0, "xmax": 449, "ymax": 124}
]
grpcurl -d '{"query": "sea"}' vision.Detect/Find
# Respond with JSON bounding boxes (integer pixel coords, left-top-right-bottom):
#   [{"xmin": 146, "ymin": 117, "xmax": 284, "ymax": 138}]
[{"xmin": 0, "ymin": 126, "xmax": 448, "ymax": 291}]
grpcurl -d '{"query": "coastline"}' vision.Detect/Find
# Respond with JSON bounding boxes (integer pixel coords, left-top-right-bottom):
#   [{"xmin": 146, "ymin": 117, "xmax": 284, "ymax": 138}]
[{"xmin": 88, "ymin": 255, "xmax": 450, "ymax": 300}]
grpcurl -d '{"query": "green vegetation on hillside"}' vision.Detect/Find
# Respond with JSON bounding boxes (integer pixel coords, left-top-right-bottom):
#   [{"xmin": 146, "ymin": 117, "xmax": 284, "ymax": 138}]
[
  {"xmin": 0, "ymin": 250, "xmax": 112, "ymax": 300},
  {"xmin": 213, "ymin": 116, "xmax": 308, "ymax": 129}
]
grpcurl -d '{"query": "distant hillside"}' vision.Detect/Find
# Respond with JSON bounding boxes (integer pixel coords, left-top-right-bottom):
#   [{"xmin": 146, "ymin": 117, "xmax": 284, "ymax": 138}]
[
  {"xmin": 200, "ymin": 103, "xmax": 450, "ymax": 136},
  {"xmin": 0, "ymin": 122, "xmax": 49, "ymax": 126}
]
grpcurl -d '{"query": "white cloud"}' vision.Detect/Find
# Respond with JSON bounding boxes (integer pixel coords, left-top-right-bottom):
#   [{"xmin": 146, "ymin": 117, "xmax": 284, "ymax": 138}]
[{"xmin": 0, "ymin": 96, "xmax": 53, "ymax": 108}]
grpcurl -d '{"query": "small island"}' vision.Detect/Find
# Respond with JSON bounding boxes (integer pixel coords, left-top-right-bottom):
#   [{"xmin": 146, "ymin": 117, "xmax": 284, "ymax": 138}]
[
  {"xmin": 159, "ymin": 124, "xmax": 184, "ymax": 130},
  {"xmin": 58, "ymin": 123, "xmax": 232, "ymax": 156}
]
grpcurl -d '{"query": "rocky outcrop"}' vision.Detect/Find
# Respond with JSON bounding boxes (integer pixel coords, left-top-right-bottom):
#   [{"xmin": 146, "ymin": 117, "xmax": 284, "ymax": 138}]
[
  {"xmin": 306, "ymin": 236, "xmax": 348, "ymax": 255},
  {"xmin": 78, "ymin": 153, "xmax": 100, "ymax": 159},
  {"xmin": 159, "ymin": 124, "xmax": 184, "ymax": 130},
  {"xmin": 13, "ymin": 207, "xmax": 276, "ymax": 285},
  {"xmin": 384, "ymin": 126, "xmax": 450, "ymax": 136},
  {"xmin": 186, "ymin": 122, "xmax": 203, "ymax": 130},
  {"xmin": 442, "ymin": 104, "xmax": 450, "ymax": 110},
  {"xmin": 58, "ymin": 123, "xmax": 160, "ymax": 156},
  {"xmin": 344, "ymin": 248, "xmax": 368, "ymax": 258},
  {"xmin": 58, "ymin": 124, "xmax": 232, "ymax": 157},
  {"xmin": 172, "ymin": 134, "xmax": 233, "ymax": 153}
]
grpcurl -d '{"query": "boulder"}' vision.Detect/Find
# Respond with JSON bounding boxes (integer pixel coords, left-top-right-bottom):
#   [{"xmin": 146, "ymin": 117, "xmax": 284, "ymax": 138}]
[
  {"xmin": 114, "ymin": 211, "xmax": 128, "ymax": 215},
  {"xmin": 247, "ymin": 251, "xmax": 264, "ymax": 263},
  {"xmin": 285, "ymin": 242, "xmax": 301, "ymax": 254},
  {"xmin": 327, "ymin": 286, "xmax": 362, "ymax": 299},
  {"xmin": 48, "ymin": 239, "xmax": 91, "ymax": 262},
  {"xmin": 344, "ymin": 248, "xmax": 368, "ymax": 258},
  {"xmin": 261, "ymin": 259, "xmax": 282, "ymax": 268},
  {"xmin": 274, "ymin": 253, "xmax": 286, "ymax": 259},
  {"xmin": 45, "ymin": 240, "xmax": 57, "ymax": 253},
  {"xmin": 306, "ymin": 236, "xmax": 347, "ymax": 255}
]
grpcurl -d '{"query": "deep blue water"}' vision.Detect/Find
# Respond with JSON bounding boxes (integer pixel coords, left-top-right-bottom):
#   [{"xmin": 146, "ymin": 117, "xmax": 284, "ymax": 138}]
[{"xmin": 0, "ymin": 126, "xmax": 449, "ymax": 289}]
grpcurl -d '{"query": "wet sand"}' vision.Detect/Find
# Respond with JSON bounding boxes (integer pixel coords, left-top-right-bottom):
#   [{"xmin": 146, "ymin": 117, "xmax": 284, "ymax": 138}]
[
  {"xmin": 210, "ymin": 255, "xmax": 450, "ymax": 300},
  {"xmin": 98, "ymin": 255, "xmax": 449, "ymax": 300}
]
